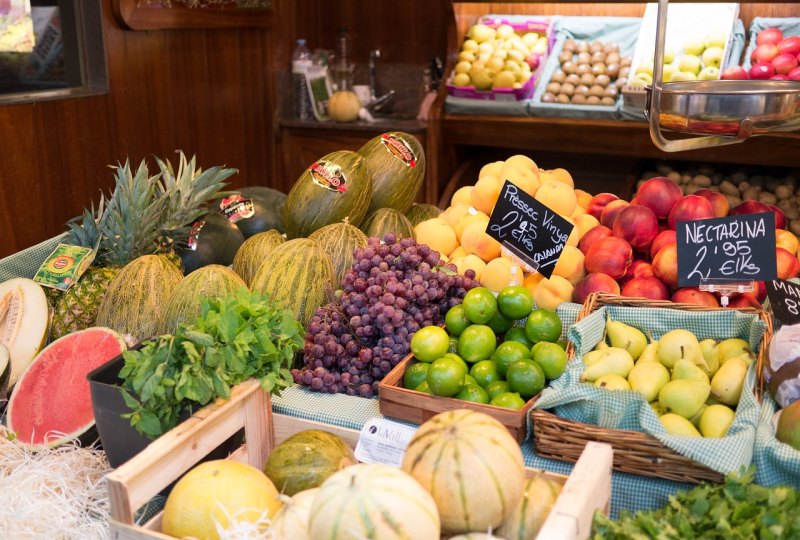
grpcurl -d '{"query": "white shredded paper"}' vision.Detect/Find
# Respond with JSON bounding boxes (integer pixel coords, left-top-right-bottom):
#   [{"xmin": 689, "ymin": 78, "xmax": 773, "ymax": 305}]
[{"xmin": 0, "ymin": 431, "xmax": 111, "ymax": 539}]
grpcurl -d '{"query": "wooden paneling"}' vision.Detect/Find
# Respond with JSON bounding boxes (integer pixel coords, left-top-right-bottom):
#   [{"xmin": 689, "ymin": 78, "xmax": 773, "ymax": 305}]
[{"xmin": 0, "ymin": 0, "xmax": 279, "ymax": 258}]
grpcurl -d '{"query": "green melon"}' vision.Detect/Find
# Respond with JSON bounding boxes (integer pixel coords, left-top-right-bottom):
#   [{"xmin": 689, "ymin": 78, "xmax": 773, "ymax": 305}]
[
  {"xmin": 215, "ymin": 186, "xmax": 287, "ymax": 237},
  {"xmin": 264, "ymin": 430, "xmax": 357, "ymax": 496},
  {"xmin": 95, "ymin": 255, "xmax": 183, "ymax": 342},
  {"xmin": 250, "ymin": 239, "xmax": 334, "ymax": 327},
  {"xmin": 359, "ymin": 132, "xmax": 426, "ymax": 214},
  {"xmin": 283, "ymin": 151, "xmax": 371, "ymax": 239},
  {"xmin": 308, "ymin": 221, "xmax": 368, "ymax": 287},
  {"xmin": 232, "ymin": 230, "xmax": 286, "ymax": 286},
  {"xmin": 362, "ymin": 208, "xmax": 416, "ymax": 240},
  {"xmin": 158, "ymin": 265, "xmax": 247, "ymax": 334},
  {"xmin": 496, "ymin": 476, "xmax": 563, "ymax": 540},
  {"xmin": 406, "ymin": 203, "xmax": 442, "ymax": 226}
]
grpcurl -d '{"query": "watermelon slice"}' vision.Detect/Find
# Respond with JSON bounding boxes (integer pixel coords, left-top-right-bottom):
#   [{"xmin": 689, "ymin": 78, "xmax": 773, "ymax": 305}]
[{"xmin": 6, "ymin": 327, "xmax": 126, "ymax": 450}]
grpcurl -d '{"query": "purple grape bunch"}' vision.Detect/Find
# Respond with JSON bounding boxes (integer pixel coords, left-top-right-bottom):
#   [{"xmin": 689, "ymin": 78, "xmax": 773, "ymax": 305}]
[{"xmin": 292, "ymin": 233, "xmax": 477, "ymax": 398}]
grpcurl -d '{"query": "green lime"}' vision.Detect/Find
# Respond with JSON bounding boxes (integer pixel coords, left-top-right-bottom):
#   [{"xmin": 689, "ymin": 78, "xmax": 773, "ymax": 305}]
[
  {"xmin": 449, "ymin": 336, "xmax": 459, "ymax": 353},
  {"xmin": 469, "ymin": 360, "xmax": 501, "ymax": 389},
  {"xmin": 486, "ymin": 310, "xmax": 514, "ymax": 334},
  {"xmin": 455, "ymin": 384, "xmax": 490, "ymax": 404},
  {"xmin": 426, "ymin": 356, "xmax": 467, "ymax": 397},
  {"xmin": 403, "ymin": 362, "xmax": 430, "ymax": 389},
  {"xmin": 556, "ymin": 339, "xmax": 568, "ymax": 350},
  {"xmin": 524, "ymin": 308, "xmax": 562, "ymax": 344},
  {"xmin": 497, "ymin": 285, "xmax": 534, "ymax": 320},
  {"xmin": 442, "ymin": 353, "xmax": 469, "ymax": 373},
  {"xmin": 486, "ymin": 380, "xmax": 512, "ymax": 400},
  {"xmin": 506, "ymin": 359, "xmax": 546, "ymax": 399},
  {"xmin": 492, "ymin": 340, "xmax": 531, "ymax": 378},
  {"xmin": 490, "ymin": 391, "xmax": 527, "ymax": 410},
  {"xmin": 445, "ymin": 305, "xmax": 472, "ymax": 336},
  {"xmin": 462, "ymin": 287, "xmax": 498, "ymax": 324},
  {"xmin": 410, "ymin": 326, "xmax": 451, "ymax": 362},
  {"xmin": 532, "ymin": 341, "xmax": 568, "ymax": 380},
  {"xmin": 415, "ymin": 380, "xmax": 432, "ymax": 394},
  {"xmin": 457, "ymin": 324, "xmax": 497, "ymax": 363},
  {"xmin": 504, "ymin": 326, "xmax": 534, "ymax": 349},
  {"xmin": 464, "ymin": 374, "xmax": 479, "ymax": 387}
]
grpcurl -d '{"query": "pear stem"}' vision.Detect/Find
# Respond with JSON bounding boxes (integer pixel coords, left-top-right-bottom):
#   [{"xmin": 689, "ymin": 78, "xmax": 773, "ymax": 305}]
[{"xmin": 680, "ymin": 345, "xmax": 685, "ymax": 359}]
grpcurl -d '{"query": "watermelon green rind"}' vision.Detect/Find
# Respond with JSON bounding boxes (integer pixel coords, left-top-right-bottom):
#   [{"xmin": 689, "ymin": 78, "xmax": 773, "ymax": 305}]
[
  {"xmin": 406, "ymin": 203, "xmax": 442, "ymax": 226},
  {"xmin": 179, "ymin": 213, "xmax": 246, "ymax": 275},
  {"xmin": 359, "ymin": 132, "xmax": 426, "ymax": 214},
  {"xmin": 6, "ymin": 327, "xmax": 127, "ymax": 450},
  {"xmin": 215, "ymin": 186, "xmax": 287, "ymax": 237},
  {"xmin": 263, "ymin": 429, "xmax": 357, "ymax": 496},
  {"xmin": 362, "ymin": 208, "xmax": 416, "ymax": 240},
  {"xmin": 308, "ymin": 222, "xmax": 368, "ymax": 288},
  {"xmin": 250, "ymin": 239, "xmax": 335, "ymax": 328},
  {"xmin": 232, "ymin": 229, "xmax": 286, "ymax": 287},
  {"xmin": 283, "ymin": 151, "xmax": 371, "ymax": 239}
]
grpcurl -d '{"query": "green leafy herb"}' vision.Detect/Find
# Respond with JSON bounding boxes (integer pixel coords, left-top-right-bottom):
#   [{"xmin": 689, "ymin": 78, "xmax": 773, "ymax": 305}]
[
  {"xmin": 592, "ymin": 467, "xmax": 800, "ymax": 539},
  {"xmin": 119, "ymin": 289, "xmax": 303, "ymax": 439}
]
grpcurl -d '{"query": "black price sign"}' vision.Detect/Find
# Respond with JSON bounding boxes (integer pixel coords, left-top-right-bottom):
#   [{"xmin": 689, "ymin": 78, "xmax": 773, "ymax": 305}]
[
  {"xmin": 766, "ymin": 279, "xmax": 800, "ymax": 325},
  {"xmin": 486, "ymin": 180, "xmax": 573, "ymax": 279},
  {"xmin": 676, "ymin": 212, "xmax": 777, "ymax": 287}
]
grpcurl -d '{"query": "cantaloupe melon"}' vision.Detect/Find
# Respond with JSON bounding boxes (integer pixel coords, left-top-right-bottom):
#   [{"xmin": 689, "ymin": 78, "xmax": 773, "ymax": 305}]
[
  {"xmin": 270, "ymin": 488, "xmax": 318, "ymax": 540},
  {"xmin": 308, "ymin": 222, "xmax": 368, "ymax": 287},
  {"xmin": 496, "ymin": 476, "xmax": 563, "ymax": 540},
  {"xmin": 0, "ymin": 278, "xmax": 48, "ymax": 385},
  {"xmin": 232, "ymin": 229, "xmax": 285, "ymax": 286}
]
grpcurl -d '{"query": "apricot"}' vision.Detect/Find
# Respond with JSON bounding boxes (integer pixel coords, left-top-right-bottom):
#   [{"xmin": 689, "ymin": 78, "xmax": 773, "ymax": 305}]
[
  {"xmin": 553, "ymin": 245, "xmax": 586, "ymax": 284},
  {"xmin": 501, "ymin": 161, "xmax": 540, "ymax": 197},
  {"xmin": 534, "ymin": 275, "xmax": 574, "ymax": 311},
  {"xmin": 574, "ymin": 213, "xmax": 600, "ymax": 239},
  {"xmin": 534, "ymin": 180, "xmax": 578, "ymax": 217},
  {"xmin": 442, "ymin": 204, "xmax": 470, "ymax": 227},
  {"xmin": 449, "ymin": 246, "xmax": 467, "ymax": 260},
  {"xmin": 575, "ymin": 189, "xmax": 593, "ymax": 210},
  {"xmin": 544, "ymin": 167, "xmax": 574, "ymax": 188},
  {"xmin": 776, "ymin": 229, "xmax": 800, "ymax": 256},
  {"xmin": 482, "ymin": 257, "xmax": 524, "ymax": 292},
  {"xmin": 479, "ymin": 160, "xmax": 504, "ymax": 179},
  {"xmin": 414, "ymin": 218, "xmax": 458, "ymax": 257},
  {"xmin": 460, "ymin": 220, "xmax": 501, "ymax": 262},
  {"xmin": 451, "ymin": 185, "xmax": 474, "ymax": 207},
  {"xmin": 452, "ymin": 254, "xmax": 487, "ymax": 282},
  {"xmin": 523, "ymin": 271, "xmax": 545, "ymax": 296},
  {"xmin": 454, "ymin": 210, "xmax": 490, "ymax": 242},
  {"xmin": 470, "ymin": 174, "xmax": 504, "ymax": 215}
]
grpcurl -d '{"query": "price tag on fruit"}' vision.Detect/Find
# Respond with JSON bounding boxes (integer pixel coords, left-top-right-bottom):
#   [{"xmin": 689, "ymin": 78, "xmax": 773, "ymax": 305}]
[
  {"xmin": 766, "ymin": 278, "xmax": 800, "ymax": 326},
  {"xmin": 486, "ymin": 180, "xmax": 573, "ymax": 278},
  {"xmin": 354, "ymin": 418, "xmax": 418, "ymax": 468},
  {"xmin": 676, "ymin": 212, "xmax": 777, "ymax": 287}
]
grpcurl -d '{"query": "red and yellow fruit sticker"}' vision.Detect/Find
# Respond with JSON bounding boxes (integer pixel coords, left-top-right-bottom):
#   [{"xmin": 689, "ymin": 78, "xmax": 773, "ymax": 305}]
[
  {"xmin": 310, "ymin": 161, "xmax": 348, "ymax": 193},
  {"xmin": 380, "ymin": 133, "xmax": 417, "ymax": 168}
]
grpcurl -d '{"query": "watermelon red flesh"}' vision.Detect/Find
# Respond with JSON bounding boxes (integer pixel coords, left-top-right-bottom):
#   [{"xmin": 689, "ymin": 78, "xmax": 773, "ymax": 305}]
[{"xmin": 6, "ymin": 327, "xmax": 126, "ymax": 449}]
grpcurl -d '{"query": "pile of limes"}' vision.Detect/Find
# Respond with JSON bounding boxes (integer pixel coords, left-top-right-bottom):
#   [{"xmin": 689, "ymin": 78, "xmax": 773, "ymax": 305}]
[{"xmin": 406, "ymin": 285, "xmax": 567, "ymax": 409}]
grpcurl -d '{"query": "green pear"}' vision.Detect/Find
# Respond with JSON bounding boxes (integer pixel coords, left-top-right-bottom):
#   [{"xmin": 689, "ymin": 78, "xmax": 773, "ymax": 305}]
[
  {"xmin": 628, "ymin": 361, "xmax": 670, "ymax": 402},
  {"xmin": 606, "ymin": 318, "xmax": 648, "ymax": 361},
  {"xmin": 688, "ymin": 404, "xmax": 708, "ymax": 428},
  {"xmin": 594, "ymin": 374, "xmax": 631, "ymax": 391},
  {"xmin": 594, "ymin": 339, "xmax": 610, "ymax": 351},
  {"xmin": 660, "ymin": 413, "xmax": 702, "ymax": 437},
  {"xmin": 650, "ymin": 401, "xmax": 665, "ymax": 416},
  {"xmin": 580, "ymin": 347, "xmax": 634, "ymax": 382},
  {"xmin": 699, "ymin": 339, "xmax": 720, "ymax": 376},
  {"xmin": 706, "ymin": 394, "xmax": 721, "ymax": 406},
  {"xmin": 657, "ymin": 329, "xmax": 704, "ymax": 370},
  {"xmin": 636, "ymin": 342, "xmax": 659, "ymax": 364},
  {"xmin": 717, "ymin": 338, "xmax": 754, "ymax": 366},
  {"xmin": 699, "ymin": 404, "xmax": 735, "ymax": 438},
  {"xmin": 583, "ymin": 349, "xmax": 608, "ymax": 366},
  {"xmin": 658, "ymin": 379, "xmax": 710, "ymax": 419},
  {"xmin": 710, "ymin": 355, "xmax": 748, "ymax": 406},
  {"xmin": 671, "ymin": 358, "xmax": 710, "ymax": 385}
]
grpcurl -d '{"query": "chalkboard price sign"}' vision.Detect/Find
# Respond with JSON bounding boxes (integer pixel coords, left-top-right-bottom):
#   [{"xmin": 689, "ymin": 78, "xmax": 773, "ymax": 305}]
[
  {"xmin": 486, "ymin": 180, "xmax": 573, "ymax": 279},
  {"xmin": 766, "ymin": 278, "xmax": 800, "ymax": 326},
  {"xmin": 676, "ymin": 212, "xmax": 777, "ymax": 287}
]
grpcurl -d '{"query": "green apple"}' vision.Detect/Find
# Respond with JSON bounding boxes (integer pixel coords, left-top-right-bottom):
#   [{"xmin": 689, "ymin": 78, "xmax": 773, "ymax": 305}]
[
  {"xmin": 522, "ymin": 32, "xmax": 539, "ymax": 48},
  {"xmin": 663, "ymin": 48, "xmax": 676, "ymax": 64},
  {"xmin": 532, "ymin": 37, "xmax": 548, "ymax": 54},
  {"xmin": 493, "ymin": 70, "xmax": 516, "ymax": 89},
  {"xmin": 469, "ymin": 24, "xmax": 496, "ymax": 44},
  {"xmin": 504, "ymin": 60, "xmax": 521, "ymax": 74},
  {"xmin": 662, "ymin": 63, "xmax": 677, "ymax": 82},
  {"xmin": 508, "ymin": 49, "xmax": 525, "ymax": 63},
  {"xmin": 672, "ymin": 71, "xmax": 698, "ymax": 82},
  {"xmin": 462, "ymin": 39, "xmax": 479, "ymax": 53},
  {"xmin": 458, "ymin": 51, "xmax": 476, "ymax": 63},
  {"xmin": 702, "ymin": 47, "xmax": 724, "ymax": 69},
  {"xmin": 497, "ymin": 24, "xmax": 515, "ymax": 40},
  {"xmin": 478, "ymin": 41, "xmax": 495, "ymax": 55},
  {"xmin": 486, "ymin": 57, "xmax": 505, "ymax": 73},
  {"xmin": 705, "ymin": 31, "xmax": 727, "ymax": 50},
  {"xmin": 455, "ymin": 61, "xmax": 472, "ymax": 74},
  {"xmin": 683, "ymin": 38, "xmax": 705, "ymax": 56},
  {"xmin": 452, "ymin": 72, "xmax": 471, "ymax": 86},
  {"xmin": 679, "ymin": 54, "xmax": 702, "ymax": 75},
  {"xmin": 636, "ymin": 59, "xmax": 654, "ymax": 77},
  {"xmin": 472, "ymin": 69, "xmax": 494, "ymax": 91},
  {"xmin": 633, "ymin": 72, "xmax": 653, "ymax": 84},
  {"xmin": 698, "ymin": 66, "xmax": 720, "ymax": 81},
  {"xmin": 492, "ymin": 49, "xmax": 508, "ymax": 60},
  {"xmin": 477, "ymin": 53, "xmax": 491, "ymax": 64}
]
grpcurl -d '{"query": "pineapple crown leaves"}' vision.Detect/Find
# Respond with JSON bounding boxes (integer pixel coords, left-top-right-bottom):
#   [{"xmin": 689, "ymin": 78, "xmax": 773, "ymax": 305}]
[{"xmin": 153, "ymin": 151, "xmax": 238, "ymax": 248}]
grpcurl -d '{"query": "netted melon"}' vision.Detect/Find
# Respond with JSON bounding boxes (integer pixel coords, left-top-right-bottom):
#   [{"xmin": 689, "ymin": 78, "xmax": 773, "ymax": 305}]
[
  {"xmin": 232, "ymin": 230, "xmax": 285, "ymax": 286},
  {"xmin": 308, "ymin": 222, "xmax": 368, "ymax": 287},
  {"xmin": 95, "ymin": 255, "xmax": 183, "ymax": 342},
  {"xmin": 158, "ymin": 265, "xmax": 247, "ymax": 334},
  {"xmin": 362, "ymin": 208, "xmax": 416, "ymax": 240},
  {"xmin": 406, "ymin": 203, "xmax": 442, "ymax": 226}
]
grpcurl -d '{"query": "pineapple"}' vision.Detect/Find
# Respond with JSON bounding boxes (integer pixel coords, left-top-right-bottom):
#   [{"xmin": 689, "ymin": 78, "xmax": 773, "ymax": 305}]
[{"xmin": 50, "ymin": 152, "xmax": 236, "ymax": 339}]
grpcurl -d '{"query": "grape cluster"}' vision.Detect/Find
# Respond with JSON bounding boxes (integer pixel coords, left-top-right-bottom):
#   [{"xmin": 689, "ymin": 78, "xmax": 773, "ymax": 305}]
[{"xmin": 292, "ymin": 233, "xmax": 477, "ymax": 398}]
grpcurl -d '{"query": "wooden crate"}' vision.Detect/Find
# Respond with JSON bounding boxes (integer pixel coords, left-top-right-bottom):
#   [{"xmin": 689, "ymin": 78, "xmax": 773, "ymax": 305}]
[
  {"xmin": 273, "ymin": 413, "xmax": 614, "ymax": 540},
  {"xmin": 105, "ymin": 379, "xmax": 272, "ymax": 539},
  {"xmin": 378, "ymin": 353, "xmax": 538, "ymax": 443}
]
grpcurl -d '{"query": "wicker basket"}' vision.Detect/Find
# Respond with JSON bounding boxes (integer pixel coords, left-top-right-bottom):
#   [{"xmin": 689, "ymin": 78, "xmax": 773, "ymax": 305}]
[{"xmin": 533, "ymin": 292, "xmax": 773, "ymax": 484}]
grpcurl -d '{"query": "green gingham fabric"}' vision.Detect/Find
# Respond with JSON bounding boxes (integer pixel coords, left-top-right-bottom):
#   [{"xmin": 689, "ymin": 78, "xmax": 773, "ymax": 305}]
[
  {"xmin": 533, "ymin": 304, "xmax": 766, "ymax": 476},
  {"xmin": 0, "ymin": 233, "xmax": 67, "ymax": 282}
]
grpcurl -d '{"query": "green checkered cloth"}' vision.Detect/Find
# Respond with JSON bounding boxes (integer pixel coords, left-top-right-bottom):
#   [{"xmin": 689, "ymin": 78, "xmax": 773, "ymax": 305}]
[
  {"xmin": 0, "ymin": 233, "xmax": 67, "ymax": 281},
  {"xmin": 533, "ymin": 304, "xmax": 766, "ymax": 476}
]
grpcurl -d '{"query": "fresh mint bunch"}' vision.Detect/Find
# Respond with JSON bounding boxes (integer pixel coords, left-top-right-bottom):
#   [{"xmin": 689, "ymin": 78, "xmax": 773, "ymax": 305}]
[{"xmin": 120, "ymin": 289, "xmax": 303, "ymax": 438}]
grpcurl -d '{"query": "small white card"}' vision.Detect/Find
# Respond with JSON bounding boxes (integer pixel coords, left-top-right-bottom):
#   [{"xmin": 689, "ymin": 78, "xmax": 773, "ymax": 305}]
[{"xmin": 354, "ymin": 418, "xmax": 418, "ymax": 468}]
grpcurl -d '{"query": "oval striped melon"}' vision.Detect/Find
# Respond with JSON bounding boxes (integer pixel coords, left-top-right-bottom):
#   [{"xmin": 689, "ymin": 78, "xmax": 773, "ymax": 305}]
[
  {"xmin": 270, "ymin": 488, "xmax": 318, "ymax": 540},
  {"xmin": 308, "ymin": 222, "xmax": 368, "ymax": 287},
  {"xmin": 158, "ymin": 265, "xmax": 247, "ymax": 334},
  {"xmin": 496, "ymin": 476, "xmax": 563, "ymax": 540},
  {"xmin": 283, "ymin": 151, "xmax": 371, "ymax": 239},
  {"xmin": 401, "ymin": 409, "xmax": 525, "ymax": 535},
  {"xmin": 309, "ymin": 463, "xmax": 440, "ymax": 540},
  {"xmin": 362, "ymin": 208, "xmax": 415, "ymax": 240},
  {"xmin": 250, "ymin": 239, "xmax": 334, "ymax": 328},
  {"xmin": 232, "ymin": 230, "xmax": 285, "ymax": 286},
  {"xmin": 359, "ymin": 132, "xmax": 426, "ymax": 214},
  {"xmin": 406, "ymin": 203, "xmax": 442, "ymax": 226},
  {"xmin": 96, "ymin": 255, "xmax": 183, "ymax": 342}
]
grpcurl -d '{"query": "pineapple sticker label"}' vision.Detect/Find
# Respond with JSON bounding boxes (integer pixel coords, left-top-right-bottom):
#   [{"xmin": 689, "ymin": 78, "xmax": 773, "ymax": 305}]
[
  {"xmin": 310, "ymin": 161, "xmax": 348, "ymax": 193},
  {"xmin": 34, "ymin": 243, "xmax": 96, "ymax": 291},
  {"xmin": 380, "ymin": 134, "xmax": 417, "ymax": 168}
]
